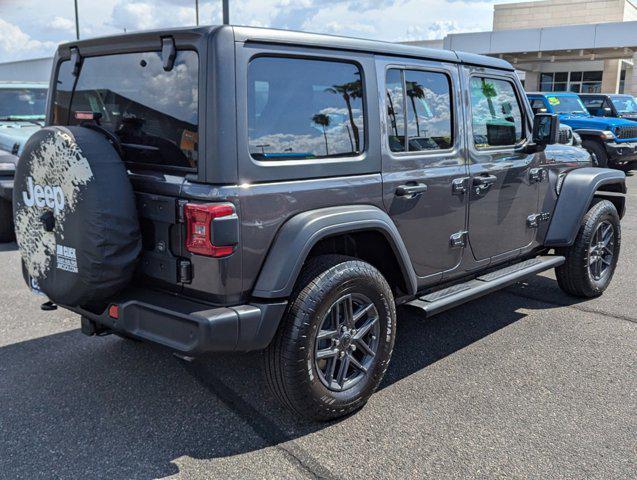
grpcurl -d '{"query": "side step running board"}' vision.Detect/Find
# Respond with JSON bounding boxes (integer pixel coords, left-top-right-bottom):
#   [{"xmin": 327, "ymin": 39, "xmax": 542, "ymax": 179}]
[{"xmin": 407, "ymin": 256, "xmax": 565, "ymax": 317}]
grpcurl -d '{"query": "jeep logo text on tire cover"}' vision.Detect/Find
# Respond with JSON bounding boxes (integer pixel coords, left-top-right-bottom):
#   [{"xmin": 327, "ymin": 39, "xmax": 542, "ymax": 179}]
[{"xmin": 22, "ymin": 176, "xmax": 65, "ymax": 215}]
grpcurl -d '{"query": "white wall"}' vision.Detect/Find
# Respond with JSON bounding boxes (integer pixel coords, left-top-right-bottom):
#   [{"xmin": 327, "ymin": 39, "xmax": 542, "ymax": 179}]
[{"xmin": 0, "ymin": 57, "xmax": 53, "ymax": 83}]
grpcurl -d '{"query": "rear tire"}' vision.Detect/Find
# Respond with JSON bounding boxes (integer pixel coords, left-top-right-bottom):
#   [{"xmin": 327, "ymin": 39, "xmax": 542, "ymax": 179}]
[
  {"xmin": 265, "ymin": 255, "xmax": 396, "ymax": 421},
  {"xmin": 582, "ymin": 140, "xmax": 609, "ymax": 168},
  {"xmin": 556, "ymin": 200, "xmax": 620, "ymax": 298},
  {"xmin": 0, "ymin": 199, "xmax": 14, "ymax": 243}
]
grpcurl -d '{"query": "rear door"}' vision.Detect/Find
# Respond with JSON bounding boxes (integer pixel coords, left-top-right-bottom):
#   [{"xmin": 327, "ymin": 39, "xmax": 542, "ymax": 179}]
[
  {"xmin": 464, "ymin": 69, "xmax": 540, "ymax": 262},
  {"xmin": 379, "ymin": 58, "xmax": 469, "ymax": 280}
]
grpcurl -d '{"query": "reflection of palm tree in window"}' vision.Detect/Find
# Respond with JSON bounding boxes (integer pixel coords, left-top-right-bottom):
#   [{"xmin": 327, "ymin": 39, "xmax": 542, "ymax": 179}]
[
  {"xmin": 406, "ymin": 81, "xmax": 426, "ymax": 137},
  {"xmin": 386, "ymin": 91, "xmax": 399, "ymax": 137},
  {"xmin": 480, "ymin": 79, "xmax": 498, "ymax": 118},
  {"xmin": 312, "ymin": 113, "xmax": 331, "ymax": 156},
  {"xmin": 325, "ymin": 77, "xmax": 362, "ymax": 153}
]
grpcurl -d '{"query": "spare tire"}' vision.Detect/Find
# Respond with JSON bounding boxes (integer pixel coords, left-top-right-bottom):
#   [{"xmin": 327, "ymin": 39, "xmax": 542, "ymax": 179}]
[{"xmin": 13, "ymin": 126, "xmax": 141, "ymax": 307}]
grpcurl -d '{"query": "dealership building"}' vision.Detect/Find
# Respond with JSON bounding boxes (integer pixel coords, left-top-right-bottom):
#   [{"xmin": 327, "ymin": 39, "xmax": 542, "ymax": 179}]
[{"xmin": 408, "ymin": 0, "xmax": 637, "ymax": 95}]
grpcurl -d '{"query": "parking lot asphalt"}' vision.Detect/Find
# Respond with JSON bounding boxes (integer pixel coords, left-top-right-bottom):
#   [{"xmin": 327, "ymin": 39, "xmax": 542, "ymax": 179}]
[{"xmin": 1, "ymin": 177, "xmax": 636, "ymax": 480}]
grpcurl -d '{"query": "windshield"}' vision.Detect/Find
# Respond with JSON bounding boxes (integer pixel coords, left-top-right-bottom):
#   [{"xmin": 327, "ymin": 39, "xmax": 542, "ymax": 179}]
[
  {"xmin": 546, "ymin": 95, "xmax": 589, "ymax": 114},
  {"xmin": 610, "ymin": 96, "xmax": 637, "ymax": 114},
  {"xmin": 0, "ymin": 88, "xmax": 47, "ymax": 119},
  {"xmin": 52, "ymin": 50, "xmax": 199, "ymax": 171}
]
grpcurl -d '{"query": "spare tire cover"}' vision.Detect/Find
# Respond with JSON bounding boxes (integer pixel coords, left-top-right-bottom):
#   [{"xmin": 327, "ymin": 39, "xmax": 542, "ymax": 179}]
[{"xmin": 13, "ymin": 126, "xmax": 141, "ymax": 307}]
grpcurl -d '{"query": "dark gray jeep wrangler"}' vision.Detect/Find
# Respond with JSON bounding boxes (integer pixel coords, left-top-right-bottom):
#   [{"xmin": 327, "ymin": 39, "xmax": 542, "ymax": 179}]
[{"xmin": 13, "ymin": 26, "xmax": 626, "ymax": 421}]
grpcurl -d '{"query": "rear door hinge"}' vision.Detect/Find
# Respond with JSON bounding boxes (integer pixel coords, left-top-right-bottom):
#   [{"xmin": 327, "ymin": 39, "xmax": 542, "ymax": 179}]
[
  {"xmin": 527, "ymin": 212, "xmax": 551, "ymax": 228},
  {"xmin": 177, "ymin": 199, "xmax": 188, "ymax": 223},
  {"xmin": 452, "ymin": 177, "xmax": 471, "ymax": 195},
  {"xmin": 449, "ymin": 231, "xmax": 468, "ymax": 248},
  {"xmin": 178, "ymin": 258, "xmax": 192, "ymax": 284},
  {"xmin": 529, "ymin": 167, "xmax": 547, "ymax": 184}
]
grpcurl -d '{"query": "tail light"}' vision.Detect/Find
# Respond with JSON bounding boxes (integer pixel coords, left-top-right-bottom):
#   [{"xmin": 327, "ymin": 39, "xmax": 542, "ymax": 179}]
[{"xmin": 184, "ymin": 203, "xmax": 238, "ymax": 257}]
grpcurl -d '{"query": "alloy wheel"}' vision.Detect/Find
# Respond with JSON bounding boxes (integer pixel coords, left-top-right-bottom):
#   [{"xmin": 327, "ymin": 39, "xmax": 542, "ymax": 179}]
[{"xmin": 314, "ymin": 293, "xmax": 380, "ymax": 392}]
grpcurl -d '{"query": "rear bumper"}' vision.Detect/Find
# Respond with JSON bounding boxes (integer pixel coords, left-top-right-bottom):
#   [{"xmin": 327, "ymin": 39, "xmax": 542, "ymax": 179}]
[
  {"xmin": 67, "ymin": 288, "xmax": 287, "ymax": 355},
  {"xmin": 606, "ymin": 141, "xmax": 637, "ymax": 163},
  {"xmin": 0, "ymin": 177, "xmax": 13, "ymax": 201}
]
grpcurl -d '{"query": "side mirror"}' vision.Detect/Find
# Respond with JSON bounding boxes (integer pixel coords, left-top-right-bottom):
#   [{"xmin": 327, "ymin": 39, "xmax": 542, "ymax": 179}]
[
  {"xmin": 532, "ymin": 113, "xmax": 559, "ymax": 146},
  {"xmin": 603, "ymin": 107, "xmax": 613, "ymax": 116}
]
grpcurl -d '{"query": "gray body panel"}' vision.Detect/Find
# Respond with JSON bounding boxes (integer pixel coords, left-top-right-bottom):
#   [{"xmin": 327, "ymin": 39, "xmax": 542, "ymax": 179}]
[{"xmin": 252, "ymin": 205, "xmax": 417, "ymax": 298}]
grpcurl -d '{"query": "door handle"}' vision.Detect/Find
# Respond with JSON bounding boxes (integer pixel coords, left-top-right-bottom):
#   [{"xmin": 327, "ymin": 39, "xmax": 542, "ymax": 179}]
[
  {"xmin": 472, "ymin": 174, "xmax": 497, "ymax": 195},
  {"xmin": 472, "ymin": 174, "xmax": 497, "ymax": 187},
  {"xmin": 395, "ymin": 183, "xmax": 428, "ymax": 198}
]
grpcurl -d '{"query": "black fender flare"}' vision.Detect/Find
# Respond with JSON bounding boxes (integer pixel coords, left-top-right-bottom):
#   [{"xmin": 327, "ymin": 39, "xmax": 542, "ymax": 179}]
[
  {"xmin": 251, "ymin": 205, "xmax": 418, "ymax": 299},
  {"xmin": 544, "ymin": 167, "xmax": 626, "ymax": 247}
]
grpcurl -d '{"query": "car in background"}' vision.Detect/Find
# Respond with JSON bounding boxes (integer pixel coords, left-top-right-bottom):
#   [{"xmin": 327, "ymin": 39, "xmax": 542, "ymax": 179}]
[
  {"xmin": 527, "ymin": 92, "xmax": 637, "ymax": 170},
  {"xmin": 0, "ymin": 83, "xmax": 47, "ymax": 242},
  {"xmin": 579, "ymin": 93, "xmax": 637, "ymax": 122},
  {"xmin": 0, "ymin": 83, "xmax": 47, "ymax": 155},
  {"xmin": 0, "ymin": 149, "xmax": 17, "ymax": 242}
]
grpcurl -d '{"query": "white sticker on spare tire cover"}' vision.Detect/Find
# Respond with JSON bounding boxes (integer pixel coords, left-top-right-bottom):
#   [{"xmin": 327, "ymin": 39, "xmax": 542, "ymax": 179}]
[{"xmin": 14, "ymin": 129, "xmax": 93, "ymax": 279}]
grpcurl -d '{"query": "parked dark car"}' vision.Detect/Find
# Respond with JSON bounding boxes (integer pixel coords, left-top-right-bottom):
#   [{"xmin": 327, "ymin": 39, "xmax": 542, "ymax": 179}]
[
  {"xmin": 528, "ymin": 92, "xmax": 637, "ymax": 170},
  {"xmin": 13, "ymin": 26, "xmax": 625, "ymax": 420},
  {"xmin": 579, "ymin": 93, "xmax": 637, "ymax": 122}
]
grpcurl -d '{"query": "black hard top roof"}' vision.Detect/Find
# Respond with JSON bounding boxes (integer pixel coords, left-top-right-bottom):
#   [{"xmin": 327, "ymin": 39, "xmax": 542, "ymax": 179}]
[{"xmin": 59, "ymin": 25, "xmax": 514, "ymax": 72}]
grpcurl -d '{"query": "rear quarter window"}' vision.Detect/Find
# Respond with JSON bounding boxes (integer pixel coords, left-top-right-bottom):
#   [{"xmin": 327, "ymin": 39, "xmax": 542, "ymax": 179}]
[{"xmin": 247, "ymin": 56, "xmax": 365, "ymax": 161}]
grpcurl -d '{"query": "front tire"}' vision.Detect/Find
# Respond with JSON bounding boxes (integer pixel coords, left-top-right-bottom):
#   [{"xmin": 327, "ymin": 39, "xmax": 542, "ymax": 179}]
[
  {"xmin": 0, "ymin": 199, "xmax": 14, "ymax": 243},
  {"xmin": 265, "ymin": 255, "xmax": 396, "ymax": 421},
  {"xmin": 556, "ymin": 200, "xmax": 620, "ymax": 298},
  {"xmin": 582, "ymin": 140, "xmax": 609, "ymax": 168}
]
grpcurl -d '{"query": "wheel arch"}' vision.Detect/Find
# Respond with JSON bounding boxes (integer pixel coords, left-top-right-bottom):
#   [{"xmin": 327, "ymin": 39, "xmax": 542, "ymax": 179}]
[
  {"xmin": 544, "ymin": 167, "xmax": 626, "ymax": 247},
  {"xmin": 251, "ymin": 205, "xmax": 418, "ymax": 299}
]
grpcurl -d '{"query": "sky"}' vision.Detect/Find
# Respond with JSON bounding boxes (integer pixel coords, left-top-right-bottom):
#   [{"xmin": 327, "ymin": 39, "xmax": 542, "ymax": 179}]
[{"xmin": 0, "ymin": 0, "xmax": 532, "ymax": 63}]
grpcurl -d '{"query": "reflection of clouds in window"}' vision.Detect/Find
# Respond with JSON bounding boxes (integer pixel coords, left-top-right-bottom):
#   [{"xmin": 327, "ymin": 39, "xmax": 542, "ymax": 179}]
[
  {"xmin": 470, "ymin": 78, "xmax": 523, "ymax": 147},
  {"xmin": 404, "ymin": 71, "xmax": 453, "ymax": 151},
  {"xmin": 77, "ymin": 51, "xmax": 198, "ymax": 125},
  {"xmin": 248, "ymin": 57, "xmax": 365, "ymax": 160}
]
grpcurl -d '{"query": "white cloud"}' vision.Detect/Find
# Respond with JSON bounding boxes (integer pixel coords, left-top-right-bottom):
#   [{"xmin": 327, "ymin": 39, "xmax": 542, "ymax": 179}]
[
  {"xmin": 0, "ymin": 18, "xmax": 60, "ymax": 61},
  {"xmin": 0, "ymin": 0, "xmax": 539, "ymax": 63},
  {"xmin": 49, "ymin": 16, "xmax": 75, "ymax": 33}
]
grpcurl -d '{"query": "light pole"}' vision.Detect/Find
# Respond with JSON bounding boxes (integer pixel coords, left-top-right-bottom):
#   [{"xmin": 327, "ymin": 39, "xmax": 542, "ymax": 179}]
[
  {"xmin": 74, "ymin": 0, "xmax": 80, "ymax": 40},
  {"xmin": 223, "ymin": 0, "xmax": 229, "ymax": 24}
]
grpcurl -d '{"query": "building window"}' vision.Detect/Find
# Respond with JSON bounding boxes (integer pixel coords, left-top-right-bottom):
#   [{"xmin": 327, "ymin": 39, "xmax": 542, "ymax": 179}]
[
  {"xmin": 619, "ymin": 70, "xmax": 626, "ymax": 94},
  {"xmin": 539, "ymin": 71, "xmax": 602, "ymax": 93},
  {"xmin": 248, "ymin": 57, "xmax": 365, "ymax": 161}
]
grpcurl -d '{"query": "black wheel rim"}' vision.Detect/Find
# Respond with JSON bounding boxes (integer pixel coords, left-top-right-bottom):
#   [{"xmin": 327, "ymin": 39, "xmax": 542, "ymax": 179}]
[
  {"xmin": 314, "ymin": 293, "xmax": 380, "ymax": 392},
  {"xmin": 588, "ymin": 220, "xmax": 614, "ymax": 281}
]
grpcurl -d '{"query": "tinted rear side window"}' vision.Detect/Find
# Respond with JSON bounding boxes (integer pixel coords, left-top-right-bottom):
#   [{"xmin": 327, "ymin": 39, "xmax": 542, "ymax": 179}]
[
  {"xmin": 248, "ymin": 57, "xmax": 365, "ymax": 161},
  {"xmin": 385, "ymin": 68, "xmax": 453, "ymax": 153},
  {"xmin": 53, "ymin": 51, "xmax": 199, "ymax": 171}
]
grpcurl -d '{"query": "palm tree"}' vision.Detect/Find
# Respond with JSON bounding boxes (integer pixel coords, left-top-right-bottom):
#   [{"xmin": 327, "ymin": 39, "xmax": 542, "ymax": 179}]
[
  {"xmin": 312, "ymin": 113, "xmax": 331, "ymax": 156},
  {"xmin": 325, "ymin": 77, "xmax": 363, "ymax": 153},
  {"xmin": 406, "ymin": 81, "xmax": 426, "ymax": 137}
]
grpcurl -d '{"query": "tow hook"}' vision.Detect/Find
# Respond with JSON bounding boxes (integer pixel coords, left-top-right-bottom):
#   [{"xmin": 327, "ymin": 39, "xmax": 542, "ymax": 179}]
[{"xmin": 80, "ymin": 316, "xmax": 110, "ymax": 336}]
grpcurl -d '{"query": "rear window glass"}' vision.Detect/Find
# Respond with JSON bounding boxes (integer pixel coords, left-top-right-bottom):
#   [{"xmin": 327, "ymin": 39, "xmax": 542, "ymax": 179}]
[
  {"xmin": 53, "ymin": 50, "xmax": 199, "ymax": 171},
  {"xmin": 248, "ymin": 57, "xmax": 365, "ymax": 161},
  {"xmin": 0, "ymin": 88, "xmax": 47, "ymax": 119}
]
